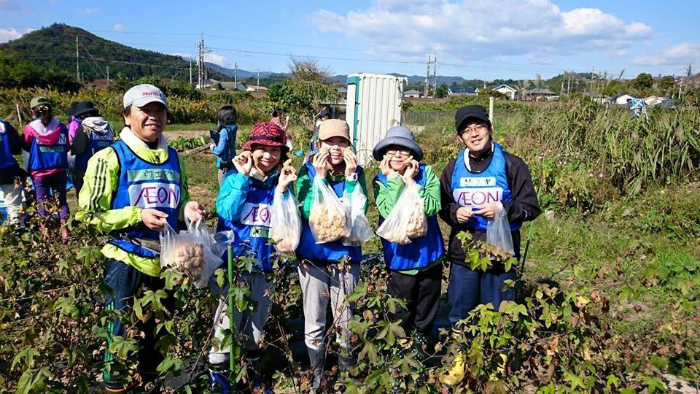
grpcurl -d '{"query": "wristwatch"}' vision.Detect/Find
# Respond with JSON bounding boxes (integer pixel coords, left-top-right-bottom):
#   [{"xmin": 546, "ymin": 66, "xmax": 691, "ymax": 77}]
[{"xmin": 346, "ymin": 173, "xmax": 358, "ymax": 182}]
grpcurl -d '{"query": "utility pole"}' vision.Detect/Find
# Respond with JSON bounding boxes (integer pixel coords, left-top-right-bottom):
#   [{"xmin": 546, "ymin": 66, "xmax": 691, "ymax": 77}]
[
  {"xmin": 189, "ymin": 57, "xmax": 193, "ymax": 86},
  {"xmin": 234, "ymin": 62, "xmax": 238, "ymax": 87},
  {"xmin": 197, "ymin": 38, "xmax": 203, "ymax": 89},
  {"xmin": 106, "ymin": 65, "xmax": 110, "ymax": 85},
  {"xmin": 433, "ymin": 56, "xmax": 438, "ymax": 95},
  {"xmin": 257, "ymin": 69, "xmax": 260, "ymax": 89},
  {"xmin": 424, "ymin": 55, "xmax": 430, "ymax": 98},
  {"xmin": 75, "ymin": 36, "xmax": 80, "ymax": 83}
]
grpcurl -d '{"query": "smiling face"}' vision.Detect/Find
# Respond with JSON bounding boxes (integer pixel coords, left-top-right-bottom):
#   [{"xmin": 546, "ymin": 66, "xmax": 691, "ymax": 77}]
[
  {"xmin": 458, "ymin": 119, "xmax": 492, "ymax": 156},
  {"xmin": 124, "ymin": 102, "xmax": 167, "ymax": 143},
  {"xmin": 251, "ymin": 145, "xmax": 282, "ymax": 174},
  {"xmin": 318, "ymin": 136, "xmax": 349, "ymax": 167},
  {"xmin": 385, "ymin": 145, "xmax": 412, "ymax": 173}
]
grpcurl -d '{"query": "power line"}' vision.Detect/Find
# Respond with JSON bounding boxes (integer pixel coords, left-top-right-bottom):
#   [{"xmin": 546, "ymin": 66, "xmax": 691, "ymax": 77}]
[{"xmin": 0, "ymin": 24, "xmax": 576, "ymax": 74}]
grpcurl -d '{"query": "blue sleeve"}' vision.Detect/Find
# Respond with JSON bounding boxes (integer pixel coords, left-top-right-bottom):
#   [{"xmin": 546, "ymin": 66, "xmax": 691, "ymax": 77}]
[
  {"xmin": 215, "ymin": 170, "xmax": 250, "ymax": 222},
  {"xmin": 211, "ymin": 128, "xmax": 228, "ymax": 156},
  {"xmin": 4, "ymin": 122, "xmax": 21, "ymax": 155}
]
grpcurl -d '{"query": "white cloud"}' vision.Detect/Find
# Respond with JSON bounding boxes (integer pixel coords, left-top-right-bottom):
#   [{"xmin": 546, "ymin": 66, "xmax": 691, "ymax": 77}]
[
  {"xmin": 312, "ymin": 0, "xmax": 653, "ymax": 67},
  {"xmin": 0, "ymin": 0, "xmax": 21, "ymax": 10},
  {"xmin": 112, "ymin": 24, "xmax": 126, "ymax": 32},
  {"xmin": 0, "ymin": 27, "xmax": 34, "ymax": 43},
  {"xmin": 635, "ymin": 43, "xmax": 700, "ymax": 67},
  {"xmin": 204, "ymin": 53, "xmax": 229, "ymax": 67},
  {"xmin": 82, "ymin": 7, "xmax": 100, "ymax": 14}
]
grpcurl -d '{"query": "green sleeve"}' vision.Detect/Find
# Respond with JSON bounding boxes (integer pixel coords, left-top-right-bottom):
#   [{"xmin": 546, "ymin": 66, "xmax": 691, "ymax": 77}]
[
  {"xmin": 373, "ymin": 173, "xmax": 405, "ymax": 219},
  {"xmin": 418, "ymin": 165, "xmax": 442, "ymax": 217},
  {"xmin": 295, "ymin": 165, "xmax": 314, "ymax": 220},
  {"xmin": 75, "ymin": 148, "xmax": 143, "ymax": 232},
  {"xmin": 177, "ymin": 154, "xmax": 192, "ymax": 221}
]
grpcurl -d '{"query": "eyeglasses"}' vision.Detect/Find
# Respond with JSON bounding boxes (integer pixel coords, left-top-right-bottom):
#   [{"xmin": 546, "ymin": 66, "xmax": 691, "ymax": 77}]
[
  {"xmin": 462, "ymin": 124, "xmax": 489, "ymax": 134},
  {"xmin": 386, "ymin": 148, "xmax": 410, "ymax": 155}
]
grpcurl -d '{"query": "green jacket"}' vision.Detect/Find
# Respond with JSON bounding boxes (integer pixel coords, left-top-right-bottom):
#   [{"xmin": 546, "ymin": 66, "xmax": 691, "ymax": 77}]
[
  {"xmin": 373, "ymin": 165, "xmax": 441, "ymax": 219},
  {"xmin": 75, "ymin": 129, "xmax": 191, "ymax": 277},
  {"xmin": 295, "ymin": 164, "xmax": 369, "ymax": 219}
]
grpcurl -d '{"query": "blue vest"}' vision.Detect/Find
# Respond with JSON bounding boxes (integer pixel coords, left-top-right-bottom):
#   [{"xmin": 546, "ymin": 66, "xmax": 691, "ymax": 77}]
[
  {"xmin": 376, "ymin": 164, "xmax": 444, "ymax": 271},
  {"xmin": 107, "ymin": 141, "xmax": 183, "ymax": 258},
  {"xmin": 27, "ymin": 121, "xmax": 68, "ymax": 172},
  {"xmin": 0, "ymin": 121, "xmax": 18, "ymax": 170},
  {"xmin": 296, "ymin": 161, "xmax": 363, "ymax": 264},
  {"xmin": 450, "ymin": 143, "xmax": 520, "ymax": 232},
  {"xmin": 212, "ymin": 125, "xmax": 237, "ymax": 169},
  {"xmin": 216, "ymin": 171, "xmax": 278, "ymax": 273},
  {"xmin": 75, "ymin": 128, "xmax": 114, "ymax": 171}
]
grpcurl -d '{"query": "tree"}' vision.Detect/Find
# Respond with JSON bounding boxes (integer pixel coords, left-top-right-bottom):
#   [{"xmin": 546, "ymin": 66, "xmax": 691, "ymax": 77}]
[
  {"xmin": 657, "ymin": 75, "xmax": 676, "ymax": 95},
  {"xmin": 288, "ymin": 57, "xmax": 331, "ymax": 83},
  {"xmin": 632, "ymin": 73, "xmax": 653, "ymax": 90},
  {"xmin": 436, "ymin": 84, "xmax": 449, "ymax": 98}
]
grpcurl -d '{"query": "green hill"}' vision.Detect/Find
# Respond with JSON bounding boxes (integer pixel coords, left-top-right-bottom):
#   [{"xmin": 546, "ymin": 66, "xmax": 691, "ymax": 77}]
[{"xmin": 0, "ymin": 23, "xmax": 229, "ymax": 82}]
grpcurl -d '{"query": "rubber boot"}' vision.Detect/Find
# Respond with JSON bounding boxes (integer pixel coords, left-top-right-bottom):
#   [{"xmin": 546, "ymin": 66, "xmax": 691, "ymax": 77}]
[
  {"xmin": 308, "ymin": 347, "xmax": 325, "ymax": 394},
  {"xmin": 208, "ymin": 361, "xmax": 231, "ymax": 394},
  {"xmin": 245, "ymin": 355, "xmax": 275, "ymax": 394}
]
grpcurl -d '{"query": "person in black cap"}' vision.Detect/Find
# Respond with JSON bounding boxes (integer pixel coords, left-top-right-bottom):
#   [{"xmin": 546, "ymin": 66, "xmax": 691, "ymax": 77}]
[
  {"xmin": 439, "ymin": 104, "xmax": 541, "ymax": 385},
  {"xmin": 70, "ymin": 101, "xmax": 114, "ymax": 194}
]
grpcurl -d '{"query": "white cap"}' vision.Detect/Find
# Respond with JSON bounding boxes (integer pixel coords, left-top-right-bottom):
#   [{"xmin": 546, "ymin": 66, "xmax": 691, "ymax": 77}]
[{"xmin": 123, "ymin": 84, "xmax": 168, "ymax": 110}]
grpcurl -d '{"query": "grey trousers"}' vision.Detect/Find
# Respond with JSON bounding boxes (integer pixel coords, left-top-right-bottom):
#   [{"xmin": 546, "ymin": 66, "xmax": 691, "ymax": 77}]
[
  {"xmin": 209, "ymin": 271, "xmax": 274, "ymax": 365},
  {"xmin": 298, "ymin": 263, "xmax": 360, "ymax": 352}
]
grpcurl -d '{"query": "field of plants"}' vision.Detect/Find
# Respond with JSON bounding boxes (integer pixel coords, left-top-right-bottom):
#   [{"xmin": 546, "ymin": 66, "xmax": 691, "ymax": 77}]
[{"xmin": 0, "ymin": 91, "xmax": 699, "ymax": 393}]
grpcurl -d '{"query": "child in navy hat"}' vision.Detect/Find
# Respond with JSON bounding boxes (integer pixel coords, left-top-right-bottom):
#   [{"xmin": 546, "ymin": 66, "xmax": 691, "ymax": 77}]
[{"xmin": 372, "ymin": 126, "xmax": 444, "ymax": 354}]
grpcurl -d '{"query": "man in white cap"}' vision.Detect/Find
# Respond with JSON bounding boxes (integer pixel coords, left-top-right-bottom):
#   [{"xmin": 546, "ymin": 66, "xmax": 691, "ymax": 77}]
[{"xmin": 76, "ymin": 84, "xmax": 205, "ymax": 393}]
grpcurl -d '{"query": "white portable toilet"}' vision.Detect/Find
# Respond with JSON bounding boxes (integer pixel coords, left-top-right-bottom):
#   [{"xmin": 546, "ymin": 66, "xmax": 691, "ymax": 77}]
[{"xmin": 346, "ymin": 74, "xmax": 407, "ymax": 165}]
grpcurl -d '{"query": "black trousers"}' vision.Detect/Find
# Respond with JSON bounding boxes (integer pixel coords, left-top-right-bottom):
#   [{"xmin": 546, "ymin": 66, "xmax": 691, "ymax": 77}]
[{"xmin": 386, "ymin": 263, "xmax": 443, "ymax": 336}]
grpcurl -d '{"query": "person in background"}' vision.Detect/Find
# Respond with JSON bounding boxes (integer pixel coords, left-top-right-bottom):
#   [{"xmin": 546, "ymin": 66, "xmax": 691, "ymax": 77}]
[
  {"xmin": 209, "ymin": 121, "xmax": 294, "ymax": 394},
  {"xmin": 75, "ymin": 84, "xmax": 204, "ymax": 393},
  {"xmin": 439, "ymin": 105, "xmax": 541, "ymax": 386},
  {"xmin": 22, "ymin": 96, "xmax": 70, "ymax": 240},
  {"xmin": 66, "ymin": 101, "xmax": 80, "ymax": 142},
  {"xmin": 311, "ymin": 108, "xmax": 330, "ymax": 151},
  {"xmin": 209, "ymin": 105, "xmax": 238, "ymax": 186},
  {"xmin": 372, "ymin": 126, "xmax": 444, "ymax": 355},
  {"xmin": 270, "ymin": 107, "xmax": 292, "ymax": 150},
  {"xmin": 294, "ymin": 119, "xmax": 368, "ymax": 393},
  {"xmin": 0, "ymin": 116, "xmax": 26, "ymax": 227},
  {"xmin": 70, "ymin": 101, "xmax": 114, "ymax": 195}
]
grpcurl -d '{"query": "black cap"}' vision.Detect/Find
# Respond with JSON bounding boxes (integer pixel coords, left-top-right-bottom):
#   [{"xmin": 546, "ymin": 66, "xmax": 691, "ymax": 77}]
[
  {"xmin": 455, "ymin": 105, "xmax": 490, "ymax": 133},
  {"xmin": 73, "ymin": 101, "xmax": 100, "ymax": 118},
  {"xmin": 66, "ymin": 102, "xmax": 78, "ymax": 117}
]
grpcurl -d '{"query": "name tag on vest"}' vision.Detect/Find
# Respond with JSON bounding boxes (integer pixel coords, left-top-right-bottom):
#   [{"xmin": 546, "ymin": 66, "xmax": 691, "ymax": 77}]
[
  {"xmin": 39, "ymin": 146, "xmax": 65, "ymax": 153},
  {"xmin": 129, "ymin": 182, "xmax": 181, "ymax": 209},
  {"xmin": 453, "ymin": 187, "xmax": 503, "ymax": 207},
  {"xmin": 240, "ymin": 202, "xmax": 272, "ymax": 228}
]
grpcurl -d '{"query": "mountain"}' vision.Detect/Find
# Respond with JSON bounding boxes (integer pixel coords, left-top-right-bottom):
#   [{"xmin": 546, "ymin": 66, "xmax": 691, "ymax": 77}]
[
  {"xmin": 329, "ymin": 73, "xmax": 468, "ymax": 86},
  {"xmin": 0, "ymin": 23, "xmax": 230, "ymax": 82},
  {"xmin": 204, "ymin": 62, "xmax": 283, "ymax": 80}
]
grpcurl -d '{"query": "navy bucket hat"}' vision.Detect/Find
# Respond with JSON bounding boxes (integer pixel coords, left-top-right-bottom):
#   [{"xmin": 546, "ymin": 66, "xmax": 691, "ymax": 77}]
[{"xmin": 372, "ymin": 126, "xmax": 424, "ymax": 162}]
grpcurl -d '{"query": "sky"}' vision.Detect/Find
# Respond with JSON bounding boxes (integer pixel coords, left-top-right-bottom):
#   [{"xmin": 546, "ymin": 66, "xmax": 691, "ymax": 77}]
[{"xmin": 1, "ymin": 0, "xmax": 699, "ymax": 81}]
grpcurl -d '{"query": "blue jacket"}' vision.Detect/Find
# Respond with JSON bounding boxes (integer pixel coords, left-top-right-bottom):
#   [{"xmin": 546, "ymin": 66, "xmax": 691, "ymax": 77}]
[
  {"xmin": 210, "ymin": 125, "xmax": 237, "ymax": 169},
  {"xmin": 376, "ymin": 164, "xmax": 444, "ymax": 271},
  {"xmin": 216, "ymin": 169, "xmax": 283, "ymax": 273}
]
